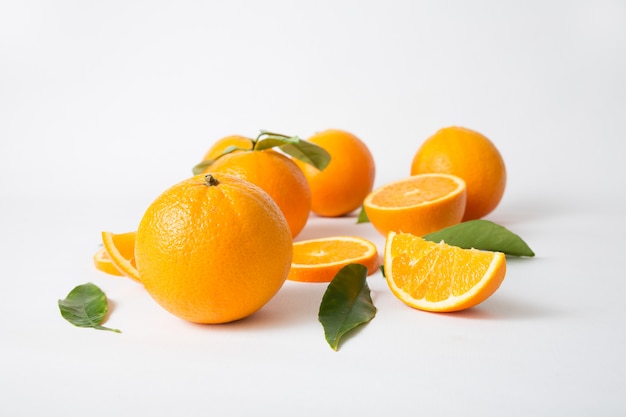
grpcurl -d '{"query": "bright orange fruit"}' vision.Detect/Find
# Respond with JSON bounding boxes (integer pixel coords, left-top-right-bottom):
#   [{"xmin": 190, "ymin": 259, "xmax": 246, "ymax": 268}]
[
  {"xmin": 363, "ymin": 173, "xmax": 466, "ymax": 237},
  {"xmin": 101, "ymin": 231, "xmax": 140, "ymax": 282},
  {"xmin": 135, "ymin": 173, "xmax": 293, "ymax": 324},
  {"xmin": 384, "ymin": 231, "xmax": 506, "ymax": 312},
  {"xmin": 206, "ymin": 149, "xmax": 311, "ymax": 238},
  {"xmin": 295, "ymin": 129, "xmax": 375, "ymax": 217},
  {"xmin": 93, "ymin": 248, "xmax": 123, "ymax": 276},
  {"xmin": 288, "ymin": 236, "xmax": 380, "ymax": 283},
  {"xmin": 410, "ymin": 126, "xmax": 506, "ymax": 220}
]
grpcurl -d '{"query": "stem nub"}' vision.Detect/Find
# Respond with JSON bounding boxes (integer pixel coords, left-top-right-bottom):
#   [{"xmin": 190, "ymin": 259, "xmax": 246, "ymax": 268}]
[{"xmin": 204, "ymin": 174, "xmax": 219, "ymax": 187}]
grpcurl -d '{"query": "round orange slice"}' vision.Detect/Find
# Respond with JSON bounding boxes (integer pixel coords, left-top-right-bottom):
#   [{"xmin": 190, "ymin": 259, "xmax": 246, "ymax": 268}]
[
  {"xmin": 288, "ymin": 236, "xmax": 380, "ymax": 283},
  {"xmin": 93, "ymin": 247, "xmax": 124, "ymax": 276},
  {"xmin": 384, "ymin": 231, "xmax": 506, "ymax": 312},
  {"xmin": 101, "ymin": 231, "xmax": 140, "ymax": 282},
  {"xmin": 363, "ymin": 173, "xmax": 467, "ymax": 237}
]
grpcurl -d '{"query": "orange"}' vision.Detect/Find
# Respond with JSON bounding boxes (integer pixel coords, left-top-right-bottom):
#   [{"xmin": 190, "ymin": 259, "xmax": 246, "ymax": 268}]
[
  {"xmin": 135, "ymin": 173, "xmax": 293, "ymax": 324},
  {"xmin": 384, "ymin": 231, "xmax": 506, "ymax": 312},
  {"xmin": 202, "ymin": 135, "xmax": 253, "ymax": 162},
  {"xmin": 295, "ymin": 129, "xmax": 375, "ymax": 217},
  {"xmin": 410, "ymin": 126, "xmax": 506, "ymax": 220},
  {"xmin": 101, "ymin": 231, "xmax": 140, "ymax": 282},
  {"xmin": 363, "ymin": 173, "xmax": 466, "ymax": 237},
  {"xmin": 206, "ymin": 149, "xmax": 311, "ymax": 238},
  {"xmin": 93, "ymin": 248, "xmax": 123, "ymax": 276},
  {"xmin": 288, "ymin": 236, "xmax": 380, "ymax": 283}
]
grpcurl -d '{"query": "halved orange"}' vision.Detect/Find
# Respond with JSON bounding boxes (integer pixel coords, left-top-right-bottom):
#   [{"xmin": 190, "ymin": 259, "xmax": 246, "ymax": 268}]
[
  {"xmin": 93, "ymin": 247, "xmax": 124, "ymax": 276},
  {"xmin": 288, "ymin": 236, "xmax": 380, "ymax": 283},
  {"xmin": 363, "ymin": 173, "xmax": 466, "ymax": 237},
  {"xmin": 384, "ymin": 231, "xmax": 506, "ymax": 312},
  {"xmin": 101, "ymin": 231, "xmax": 140, "ymax": 282}
]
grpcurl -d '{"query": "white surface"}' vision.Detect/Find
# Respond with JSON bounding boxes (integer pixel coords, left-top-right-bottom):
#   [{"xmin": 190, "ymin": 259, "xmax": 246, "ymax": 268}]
[{"xmin": 2, "ymin": 1, "xmax": 626, "ymax": 416}]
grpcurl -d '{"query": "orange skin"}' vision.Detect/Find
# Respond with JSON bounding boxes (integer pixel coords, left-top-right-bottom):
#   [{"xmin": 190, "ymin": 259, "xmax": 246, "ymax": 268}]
[
  {"xmin": 411, "ymin": 126, "xmax": 506, "ymax": 221},
  {"xmin": 296, "ymin": 129, "xmax": 376, "ymax": 217},
  {"xmin": 206, "ymin": 149, "xmax": 312, "ymax": 238},
  {"xmin": 135, "ymin": 173, "xmax": 293, "ymax": 324}
]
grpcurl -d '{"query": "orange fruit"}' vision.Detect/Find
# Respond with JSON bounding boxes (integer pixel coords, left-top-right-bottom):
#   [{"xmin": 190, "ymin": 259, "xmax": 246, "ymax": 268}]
[
  {"xmin": 384, "ymin": 231, "xmax": 506, "ymax": 312},
  {"xmin": 295, "ymin": 129, "xmax": 375, "ymax": 217},
  {"xmin": 202, "ymin": 135, "xmax": 253, "ymax": 162},
  {"xmin": 410, "ymin": 126, "xmax": 506, "ymax": 220},
  {"xmin": 101, "ymin": 231, "xmax": 140, "ymax": 282},
  {"xmin": 288, "ymin": 236, "xmax": 380, "ymax": 283},
  {"xmin": 93, "ymin": 248, "xmax": 123, "ymax": 276},
  {"xmin": 135, "ymin": 173, "xmax": 293, "ymax": 324},
  {"xmin": 363, "ymin": 173, "xmax": 467, "ymax": 237},
  {"xmin": 206, "ymin": 149, "xmax": 311, "ymax": 238}
]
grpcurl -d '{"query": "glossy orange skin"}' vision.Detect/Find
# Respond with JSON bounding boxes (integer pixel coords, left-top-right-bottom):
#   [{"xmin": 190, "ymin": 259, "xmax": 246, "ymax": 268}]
[
  {"xmin": 411, "ymin": 126, "xmax": 506, "ymax": 220},
  {"xmin": 296, "ymin": 129, "xmax": 376, "ymax": 217},
  {"xmin": 135, "ymin": 173, "xmax": 293, "ymax": 324}
]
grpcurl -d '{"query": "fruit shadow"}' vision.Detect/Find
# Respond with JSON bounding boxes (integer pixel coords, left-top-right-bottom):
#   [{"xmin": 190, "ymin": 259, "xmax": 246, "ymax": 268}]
[
  {"xmin": 201, "ymin": 281, "xmax": 329, "ymax": 331},
  {"xmin": 435, "ymin": 294, "xmax": 561, "ymax": 321}
]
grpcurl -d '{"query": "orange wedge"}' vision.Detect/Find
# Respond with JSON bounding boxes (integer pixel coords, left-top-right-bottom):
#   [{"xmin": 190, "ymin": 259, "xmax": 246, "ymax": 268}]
[
  {"xmin": 384, "ymin": 231, "xmax": 506, "ymax": 312},
  {"xmin": 101, "ymin": 231, "xmax": 140, "ymax": 282},
  {"xmin": 363, "ymin": 173, "xmax": 466, "ymax": 237},
  {"xmin": 288, "ymin": 236, "xmax": 380, "ymax": 283},
  {"xmin": 93, "ymin": 247, "xmax": 124, "ymax": 276}
]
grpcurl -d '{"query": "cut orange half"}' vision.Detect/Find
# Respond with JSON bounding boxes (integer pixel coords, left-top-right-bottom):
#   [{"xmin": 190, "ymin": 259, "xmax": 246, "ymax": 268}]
[
  {"xmin": 288, "ymin": 236, "xmax": 380, "ymax": 283},
  {"xmin": 101, "ymin": 231, "xmax": 140, "ymax": 282},
  {"xmin": 384, "ymin": 231, "xmax": 506, "ymax": 312},
  {"xmin": 93, "ymin": 247, "xmax": 124, "ymax": 276},
  {"xmin": 363, "ymin": 173, "xmax": 466, "ymax": 237}
]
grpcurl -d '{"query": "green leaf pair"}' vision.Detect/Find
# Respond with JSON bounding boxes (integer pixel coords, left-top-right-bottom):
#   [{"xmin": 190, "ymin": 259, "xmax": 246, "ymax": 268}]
[
  {"xmin": 318, "ymin": 264, "xmax": 376, "ymax": 351},
  {"xmin": 58, "ymin": 282, "xmax": 121, "ymax": 333},
  {"xmin": 192, "ymin": 130, "xmax": 331, "ymax": 175}
]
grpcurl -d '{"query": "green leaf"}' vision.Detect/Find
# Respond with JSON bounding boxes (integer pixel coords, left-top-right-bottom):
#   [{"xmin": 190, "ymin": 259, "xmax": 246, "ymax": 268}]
[
  {"xmin": 254, "ymin": 135, "xmax": 299, "ymax": 151},
  {"xmin": 356, "ymin": 205, "xmax": 370, "ymax": 224},
  {"xmin": 58, "ymin": 283, "xmax": 121, "ymax": 333},
  {"xmin": 280, "ymin": 140, "xmax": 331, "ymax": 171},
  {"xmin": 423, "ymin": 219, "xmax": 535, "ymax": 257},
  {"xmin": 318, "ymin": 264, "xmax": 377, "ymax": 351},
  {"xmin": 191, "ymin": 145, "xmax": 246, "ymax": 175}
]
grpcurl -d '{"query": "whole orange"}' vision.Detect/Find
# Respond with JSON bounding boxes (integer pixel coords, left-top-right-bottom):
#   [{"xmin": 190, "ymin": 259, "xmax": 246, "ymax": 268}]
[
  {"xmin": 295, "ymin": 129, "xmax": 376, "ymax": 217},
  {"xmin": 206, "ymin": 149, "xmax": 311, "ymax": 238},
  {"xmin": 135, "ymin": 173, "xmax": 293, "ymax": 324},
  {"xmin": 410, "ymin": 126, "xmax": 506, "ymax": 220}
]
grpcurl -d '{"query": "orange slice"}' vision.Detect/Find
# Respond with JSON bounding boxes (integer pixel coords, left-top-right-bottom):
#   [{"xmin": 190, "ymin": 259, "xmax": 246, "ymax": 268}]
[
  {"xmin": 93, "ymin": 248, "xmax": 124, "ymax": 276},
  {"xmin": 101, "ymin": 231, "xmax": 140, "ymax": 282},
  {"xmin": 363, "ymin": 173, "xmax": 466, "ymax": 237},
  {"xmin": 288, "ymin": 236, "xmax": 380, "ymax": 283},
  {"xmin": 384, "ymin": 231, "xmax": 506, "ymax": 312}
]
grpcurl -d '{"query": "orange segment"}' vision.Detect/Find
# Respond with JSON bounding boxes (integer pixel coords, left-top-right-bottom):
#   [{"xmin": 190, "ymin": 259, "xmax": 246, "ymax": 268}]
[
  {"xmin": 363, "ymin": 173, "xmax": 466, "ymax": 237},
  {"xmin": 93, "ymin": 248, "xmax": 124, "ymax": 276},
  {"xmin": 101, "ymin": 231, "xmax": 140, "ymax": 282},
  {"xmin": 384, "ymin": 231, "xmax": 506, "ymax": 312},
  {"xmin": 288, "ymin": 236, "xmax": 380, "ymax": 283}
]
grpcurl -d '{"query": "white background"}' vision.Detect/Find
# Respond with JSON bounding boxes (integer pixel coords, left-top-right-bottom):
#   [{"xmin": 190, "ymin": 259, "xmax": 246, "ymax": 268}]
[{"xmin": 1, "ymin": 1, "xmax": 625, "ymax": 416}]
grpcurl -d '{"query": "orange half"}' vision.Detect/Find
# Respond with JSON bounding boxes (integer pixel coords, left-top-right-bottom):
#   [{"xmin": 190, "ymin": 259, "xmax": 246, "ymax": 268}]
[
  {"xmin": 101, "ymin": 231, "xmax": 140, "ymax": 282},
  {"xmin": 288, "ymin": 236, "xmax": 380, "ymax": 283},
  {"xmin": 384, "ymin": 231, "xmax": 506, "ymax": 312},
  {"xmin": 363, "ymin": 173, "xmax": 466, "ymax": 237}
]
